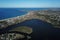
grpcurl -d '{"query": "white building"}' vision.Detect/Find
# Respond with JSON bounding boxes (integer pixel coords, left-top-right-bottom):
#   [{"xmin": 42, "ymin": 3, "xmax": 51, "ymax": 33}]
[{"xmin": 7, "ymin": 18, "xmax": 15, "ymax": 25}]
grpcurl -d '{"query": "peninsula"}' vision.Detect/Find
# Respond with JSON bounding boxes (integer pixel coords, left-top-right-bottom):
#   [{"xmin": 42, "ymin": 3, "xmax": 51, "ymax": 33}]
[{"xmin": 0, "ymin": 10, "xmax": 60, "ymax": 29}]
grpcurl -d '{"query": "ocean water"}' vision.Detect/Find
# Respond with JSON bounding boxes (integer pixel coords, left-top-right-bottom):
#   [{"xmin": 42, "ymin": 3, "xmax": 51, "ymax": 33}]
[
  {"xmin": 0, "ymin": 8, "xmax": 49, "ymax": 20},
  {"xmin": 0, "ymin": 8, "xmax": 27, "ymax": 20}
]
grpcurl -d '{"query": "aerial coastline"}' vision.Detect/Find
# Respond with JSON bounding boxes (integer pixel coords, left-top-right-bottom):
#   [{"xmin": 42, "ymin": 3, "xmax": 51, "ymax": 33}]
[{"xmin": 0, "ymin": 9, "xmax": 60, "ymax": 29}]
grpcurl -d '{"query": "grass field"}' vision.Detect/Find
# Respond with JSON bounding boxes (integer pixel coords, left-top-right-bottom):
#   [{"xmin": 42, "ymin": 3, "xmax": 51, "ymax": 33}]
[{"xmin": 10, "ymin": 26, "xmax": 32, "ymax": 34}]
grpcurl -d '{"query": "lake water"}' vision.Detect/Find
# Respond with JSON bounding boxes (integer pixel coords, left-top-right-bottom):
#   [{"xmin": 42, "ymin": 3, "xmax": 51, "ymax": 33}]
[{"xmin": 0, "ymin": 19, "xmax": 60, "ymax": 40}]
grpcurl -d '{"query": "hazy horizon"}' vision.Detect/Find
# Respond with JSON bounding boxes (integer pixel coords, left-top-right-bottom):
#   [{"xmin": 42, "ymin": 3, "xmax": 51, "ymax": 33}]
[{"xmin": 0, "ymin": 0, "xmax": 60, "ymax": 8}]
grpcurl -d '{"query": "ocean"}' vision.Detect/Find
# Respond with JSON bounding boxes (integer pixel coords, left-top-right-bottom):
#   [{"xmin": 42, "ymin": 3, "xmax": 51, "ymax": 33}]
[{"xmin": 0, "ymin": 8, "xmax": 49, "ymax": 20}]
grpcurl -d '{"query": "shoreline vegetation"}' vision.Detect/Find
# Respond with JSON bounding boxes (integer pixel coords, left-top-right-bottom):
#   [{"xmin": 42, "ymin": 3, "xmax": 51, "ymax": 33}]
[
  {"xmin": 0, "ymin": 10, "xmax": 60, "ymax": 29},
  {"xmin": 0, "ymin": 26, "xmax": 32, "ymax": 40},
  {"xmin": 10, "ymin": 26, "xmax": 32, "ymax": 34}
]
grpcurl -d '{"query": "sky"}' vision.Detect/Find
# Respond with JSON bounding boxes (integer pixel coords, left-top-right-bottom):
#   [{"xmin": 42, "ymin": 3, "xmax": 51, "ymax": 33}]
[{"xmin": 0, "ymin": 0, "xmax": 60, "ymax": 8}]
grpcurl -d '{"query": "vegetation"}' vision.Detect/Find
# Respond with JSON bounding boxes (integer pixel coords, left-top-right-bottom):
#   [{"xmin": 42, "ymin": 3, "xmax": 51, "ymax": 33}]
[{"xmin": 10, "ymin": 26, "xmax": 32, "ymax": 34}]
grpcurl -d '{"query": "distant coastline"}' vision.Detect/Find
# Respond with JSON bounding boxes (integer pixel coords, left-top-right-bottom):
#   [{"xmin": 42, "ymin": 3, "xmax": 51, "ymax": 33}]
[{"xmin": 0, "ymin": 8, "xmax": 60, "ymax": 20}]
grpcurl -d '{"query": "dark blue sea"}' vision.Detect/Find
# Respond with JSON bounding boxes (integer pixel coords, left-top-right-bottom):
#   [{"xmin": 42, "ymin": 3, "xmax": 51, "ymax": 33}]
[
  {"xmin": 0, "ymin": 8, "xmax": 60, "ymax": 40},
  {"xmin": 0, "ymin": 8, "xmax": 49, "ymax": 20},
  {"xmin": 0, "ymin": 8, "xmax": 27, "ymax": 20}
]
